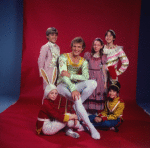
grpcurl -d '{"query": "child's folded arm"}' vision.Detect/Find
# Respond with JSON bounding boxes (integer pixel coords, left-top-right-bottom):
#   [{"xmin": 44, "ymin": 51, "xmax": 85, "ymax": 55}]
[
  {"xmin": 58, "ymin": 54, "xmax": 76, "ymax": 92},
  {"xmin": 43, "ymin": 99, "xmax": 69, "ymax": 122},
  {"xmin": 70, "ymin": 60, "xmax": 89, "ymax": 81},
  {"xmin": 97, "ymin": 102, "xmax": 125, "ymax": 121}
]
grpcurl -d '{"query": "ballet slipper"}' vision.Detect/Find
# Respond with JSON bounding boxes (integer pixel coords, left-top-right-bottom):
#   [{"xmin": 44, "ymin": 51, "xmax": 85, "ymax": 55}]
[{"xmin": 65, "ymin": 128, "xmax": 80, "ymax": 138}]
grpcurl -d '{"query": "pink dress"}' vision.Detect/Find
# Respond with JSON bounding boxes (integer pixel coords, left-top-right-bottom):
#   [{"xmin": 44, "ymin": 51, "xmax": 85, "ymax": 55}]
[{"xmin": 83, "ymin": 52, "xmax": 107, "ymax": 114}]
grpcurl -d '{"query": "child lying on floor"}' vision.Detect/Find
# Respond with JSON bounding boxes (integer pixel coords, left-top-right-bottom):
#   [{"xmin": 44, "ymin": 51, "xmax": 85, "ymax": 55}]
[
  {"xmin": 36, "ymin": 84, "xmax": 81, "ymax": 138},
  {"xmin": 88, "ymin": 81, "xmax": 124, "ymax": 132}
]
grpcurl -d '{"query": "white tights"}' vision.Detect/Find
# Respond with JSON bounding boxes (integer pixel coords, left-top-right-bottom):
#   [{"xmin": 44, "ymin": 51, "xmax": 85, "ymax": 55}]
[
  {"xmin": 74, "ymin": 98, "xmax": 100, "ymax": 139},
  {"xmin": 42, "ymin": 119, "xmax": 79, "ymax": 135},
  {"xmin": 57, "ymin": 80, "xmax": 100, "ymax": 139},
  {"xmin": 57, "ymin": 80, "xmax": 97, "ymax": 103}
]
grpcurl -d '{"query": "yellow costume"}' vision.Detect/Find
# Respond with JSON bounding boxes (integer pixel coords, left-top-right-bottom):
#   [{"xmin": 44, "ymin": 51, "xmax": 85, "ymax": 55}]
[{"xmin": 98, "ymin": 97, "xmax": 125, "ymax": 121}]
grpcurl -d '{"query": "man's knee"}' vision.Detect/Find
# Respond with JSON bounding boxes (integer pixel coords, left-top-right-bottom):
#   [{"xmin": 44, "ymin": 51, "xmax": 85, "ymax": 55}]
[
  {"xmin": 89, "ymin": 80, "xmax": 97, "ymax": 89},
  {"xmin": 57, "ymin": 85, "xmax": 66, "ymax": 96},
  {"xmin": 57, "ymin": 84, "xmax": 72, "ymax": 99}
]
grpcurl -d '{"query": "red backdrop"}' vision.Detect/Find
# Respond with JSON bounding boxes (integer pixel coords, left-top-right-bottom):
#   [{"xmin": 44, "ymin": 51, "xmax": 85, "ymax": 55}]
[
  {"xmin": 20, "ymin": 0, "xmax": 141, "ymax": 102},
  {"xmin": 2, "ymin": 1, "xmax": 150, "ymax": 148}
]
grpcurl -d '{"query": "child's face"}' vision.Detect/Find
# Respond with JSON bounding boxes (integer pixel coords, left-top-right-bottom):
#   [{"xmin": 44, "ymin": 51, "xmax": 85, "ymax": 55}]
[
  {"xmin": 108, "ymin": 89, "xmax": 118, "ymax": 99},
  {"xmin": 47, "ymin": 33, "xmax": 58, "ymax": 43},
  {"xmin": 48, "ymin": 89, "xmax": 58, "ymax": 101},
  {"xmin": 93, "ymin": 41, "xmax": 103, "ymax": 53},
  {"xmin": 105, "ymin": 31, "xmax": 115, "ymax": 44}
]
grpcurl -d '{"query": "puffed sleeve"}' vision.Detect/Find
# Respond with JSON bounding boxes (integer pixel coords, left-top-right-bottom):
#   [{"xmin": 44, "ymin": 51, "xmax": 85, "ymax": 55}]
[
  {"xmin": 84, "ymin": 52, "xmax": 91, "ymax": 61},
  {"xmin": 58, "ymin": 54, "xmax": 76, "ymax": 92},
  {"xmin": 70, "ymin": 60, "xmax": 89, "ymax": 81},
  {"xmin": 116, "ymin": 46, "xmax": 129, "ymax": 76}
]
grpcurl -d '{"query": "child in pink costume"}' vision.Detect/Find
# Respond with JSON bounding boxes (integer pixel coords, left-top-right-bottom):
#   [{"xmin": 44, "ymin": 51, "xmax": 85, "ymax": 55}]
[{"xmin": 38, "ymin": 27, "xmax": 60, "ymax": 89}]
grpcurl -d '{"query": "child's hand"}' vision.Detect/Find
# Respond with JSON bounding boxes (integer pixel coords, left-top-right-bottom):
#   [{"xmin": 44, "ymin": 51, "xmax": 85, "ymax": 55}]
[
  {"xmin": 94, "ymin": 117, "xmax": 102, "ymax": 123},
  {"xmin": 73, "ymin": 114, "xmax": 78, "ymax": 120},
  {"xmin": 69, "ymin": 114, "xmax": 78, "ymax": 120},
  {"xmin": 74, "ymin": 114, "xmax": 79, "ymax": 126}
]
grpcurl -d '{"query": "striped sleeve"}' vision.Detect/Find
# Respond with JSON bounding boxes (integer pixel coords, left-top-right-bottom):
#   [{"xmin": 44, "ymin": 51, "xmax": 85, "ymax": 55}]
[{"xmin": 116, "ymin": 46, "xmax": 129, "ymax": 75}]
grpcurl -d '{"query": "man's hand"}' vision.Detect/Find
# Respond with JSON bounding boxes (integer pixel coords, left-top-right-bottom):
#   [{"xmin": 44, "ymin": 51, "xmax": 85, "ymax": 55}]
[
  {"xmin": 61, "ymin": 70, "xmax": 70, "ymax": 77},
  {"xmin": 94, "ymin": 116, "xmax": 102, "ymax": 123},
  {"xmin": 71, "ymin": 90, "xmax": 81, "ymax": 101}
]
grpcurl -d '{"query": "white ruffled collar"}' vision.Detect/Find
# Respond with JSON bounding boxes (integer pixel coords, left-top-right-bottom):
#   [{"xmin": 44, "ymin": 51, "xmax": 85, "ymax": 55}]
[{"xmin": 48, "ymin": 41, "xmax": 56, "ymax": 47}]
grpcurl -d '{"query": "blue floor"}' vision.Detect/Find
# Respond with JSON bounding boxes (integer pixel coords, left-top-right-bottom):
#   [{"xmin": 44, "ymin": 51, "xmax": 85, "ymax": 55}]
[
  {"xmin": 0, "ymin": 96, "xmax": 18, "ymax": 113},
  {"xmin": 137, "ymin": 102, "xmax": 150, "ymax": 116}
]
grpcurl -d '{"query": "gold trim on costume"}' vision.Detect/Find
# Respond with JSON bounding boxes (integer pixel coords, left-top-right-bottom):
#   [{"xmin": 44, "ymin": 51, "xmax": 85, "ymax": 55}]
[
  {"xmin": 58, "ymin": 96, "xmax": 62, "ymax": 109},
  {"xmin": 111, "ymin": 82, "xmax": 120, "ymax": 90},
  {"xmin": 111, "ymin": 84, "xmax": 120, "ymax": 90},
  {"xmin": 64, "ymin": 53, "xmax": 85, "ymax": 67},
  {"xmin": 36, "ymin": 127, "xmax": 42, "ymax": 135},
  {"xmin": 63, "ymin": 114, "xmax": 69, "ymax": 122},
  {"xmin": 65, "ymin": 99, "xmax": 68, "ymax": 113}
]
